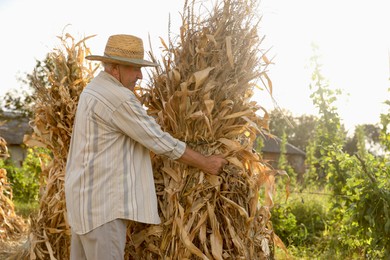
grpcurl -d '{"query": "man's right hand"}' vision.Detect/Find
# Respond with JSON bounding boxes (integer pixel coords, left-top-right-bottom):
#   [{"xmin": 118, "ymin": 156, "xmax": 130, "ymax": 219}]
[
  {"xmin": 177, "ymin": 147, "xmax": 228, "ymax": 175},
  {"xmin": 203, "ymin": 154, "xmax": 228, "ymax": 175}
]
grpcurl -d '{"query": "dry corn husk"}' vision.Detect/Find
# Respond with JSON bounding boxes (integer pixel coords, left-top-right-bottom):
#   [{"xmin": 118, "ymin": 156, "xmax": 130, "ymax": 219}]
[
  {"xmin": 11, "ymin": 33, "xmax": 99, "ymax": 260},
  {"xmin": 0, "ymin": 137, "xmax": 26, "ymax": 241},
  {"xmin": 125, "ymin": 0, "xmax": 277, "ymax": 259},
  {"xmin": 0, "ymin": 136, "xmax": 8, "ymax": 160}
]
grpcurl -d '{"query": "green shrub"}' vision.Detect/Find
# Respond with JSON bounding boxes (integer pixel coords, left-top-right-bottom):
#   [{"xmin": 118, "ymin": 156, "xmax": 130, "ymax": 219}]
[
  {"xmin": 271, "ymin": 188, "xmax": 329, "ymax": 248},
  {"xmin": 331, "ymin": 154, "xmax": 390, "ymax": 258},
  {"xmin": 271, "ymin": 203, "xmax": 307, "ymax": 246},
  {"xmin": 2, "ymin": 147, "xmax": 50, "ymax": 203}
]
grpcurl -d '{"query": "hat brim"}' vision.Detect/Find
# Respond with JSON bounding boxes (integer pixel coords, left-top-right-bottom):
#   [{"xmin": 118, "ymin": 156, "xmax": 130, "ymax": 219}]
[{"xmin": 86, "ymin": 55, "xmax": 158, "ymax": 67}]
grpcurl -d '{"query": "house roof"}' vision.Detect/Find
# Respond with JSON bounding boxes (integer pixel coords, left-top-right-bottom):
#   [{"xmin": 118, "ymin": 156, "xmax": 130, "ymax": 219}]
[
  {"xmin": 258, "ymin": 134, "xmax": 306, "ymax": 157},
  {"xmin": 0, "ymin": 112, "xmax": 33, "ymax": 145}
]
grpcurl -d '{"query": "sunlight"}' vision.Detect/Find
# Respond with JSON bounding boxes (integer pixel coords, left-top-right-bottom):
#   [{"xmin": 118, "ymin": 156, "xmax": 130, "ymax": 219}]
[
  {"xmin": 256, "ymin": 0, "xmax": 390, "ymax": 132},
  {"xmin": 0, "ymin": 0, "xmax": 389, "ymax": 132}
]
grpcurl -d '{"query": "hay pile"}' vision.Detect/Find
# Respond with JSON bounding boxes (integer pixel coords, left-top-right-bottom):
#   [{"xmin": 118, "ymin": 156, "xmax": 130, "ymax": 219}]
[
  {"xmin": 0, "ymin": 137, "xmax": 25, "ymax": 241},
  {"xmin": 13, "ymin": 33, "xmax": 99, "ymax": 260},
  {"xmin": 126, "ymin": 0, "xmax": 277, "ymax": 259}
]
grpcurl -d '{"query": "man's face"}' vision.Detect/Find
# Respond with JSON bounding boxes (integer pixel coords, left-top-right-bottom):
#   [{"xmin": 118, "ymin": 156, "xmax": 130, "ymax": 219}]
[{"xmin": 117, "ymin": 64, "xmax": 143, "ymax": 91}]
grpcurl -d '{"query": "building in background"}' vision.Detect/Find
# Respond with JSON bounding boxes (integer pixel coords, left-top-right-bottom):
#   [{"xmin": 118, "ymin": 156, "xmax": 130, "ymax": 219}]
[
  {"xmin": 0, "ymin": 112, "xmax": 32, "ymax": 167},
  {"xmin": 257, "ymin": 135, "xmax": 306, "ymax": 182}
]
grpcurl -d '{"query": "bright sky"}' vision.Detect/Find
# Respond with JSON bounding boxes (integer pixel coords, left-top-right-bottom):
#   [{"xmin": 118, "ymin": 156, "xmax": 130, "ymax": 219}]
[{"xmin": 1, "ymin": 0, "xmax": 389, "ymax": 134}]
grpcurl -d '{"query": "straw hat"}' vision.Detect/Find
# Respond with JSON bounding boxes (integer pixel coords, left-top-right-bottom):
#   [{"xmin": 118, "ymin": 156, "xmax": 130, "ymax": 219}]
[{"xmin": 86, "ymin": 34, "xmax": 158, "ymax": 67}]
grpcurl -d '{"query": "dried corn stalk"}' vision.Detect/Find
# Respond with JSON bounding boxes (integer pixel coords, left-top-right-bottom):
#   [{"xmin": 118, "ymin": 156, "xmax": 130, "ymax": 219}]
[
  {"xmin": 0, "ymin": 137, "xmax": 8, "ymax": 160},
  {"xmin": 0, "ymin": 138, "xmax": 26, "ymax": 241},
  {"xmin": 13, "ymin": 33, "xmax": 99, "ymax": 260},
  {"xmin": 126, "ymin": 0, "xmax": 276, "ymax": 259}
]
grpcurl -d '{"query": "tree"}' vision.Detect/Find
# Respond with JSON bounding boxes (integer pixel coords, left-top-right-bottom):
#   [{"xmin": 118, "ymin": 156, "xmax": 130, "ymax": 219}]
[
  {"xmin": 290, "ymin": 114, "xmax": 318, "ymax": 151},
  {"xmin": 268, "ymin": 108, "xmax": 318, "ymax": 151},
  {"xmin": 0, "ymin": 56, "xmax": 54, "ymax": 117},
  {"xmin": 268, "ymin": 108, "xmax": 295, "ymax": 140},
  {"xmin": 344, "ymin": 123, "xmax": 382, "ymax": 156}
]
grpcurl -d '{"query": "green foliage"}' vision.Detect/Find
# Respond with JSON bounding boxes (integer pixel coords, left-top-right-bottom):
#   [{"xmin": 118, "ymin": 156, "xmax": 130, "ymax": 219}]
[
  {"xmin": 1, "ymin": 88, "xmax": 34, "ymax": 117},
  {"xmin": 2, "ymin": 147, "xmax": 50, "ymax": 203},
  {"xmin": 338, "ymin": 154, "xmax": 390, "ymax": 258},
  {"xmin": 271, "ymin": 189, "xmax": 329, "ymax": 254},
  {"xmin": 305, "ymin": 44, "xmax": 346, "ymax": 191},
  {"xmin": 380, "ymin": 90, "xmax": 390, "ymax": 150},
  {"xmin": 253, "ymin": 134, "xmax": 264, "ymax": 152},
  {"xmin": 302, "ymin": 58, "xmax": 390, "ymax": 258},
  {"xmin": 277, "ymin": 131, "xmax": 288, "ymax": 169},
  {"xmin": 271, "ymin": 47, "xmax": 390, "ymax": 259},
  {"xmin": 272, "ymin": 203, "xmax": 306, "ymax": 246},
  {"xmin": 323, "ymin": 88, "xmax": 390, "ymax": 259},
  {"xmin": 277, "ymin": 131, "xmax": 296, "ymax": 183}
]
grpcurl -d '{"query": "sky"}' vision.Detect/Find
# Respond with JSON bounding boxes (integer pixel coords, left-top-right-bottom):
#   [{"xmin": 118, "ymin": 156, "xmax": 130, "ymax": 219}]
[{"xmin": 0, "ymin": 0, "xmax": 389, "ymax": 135}]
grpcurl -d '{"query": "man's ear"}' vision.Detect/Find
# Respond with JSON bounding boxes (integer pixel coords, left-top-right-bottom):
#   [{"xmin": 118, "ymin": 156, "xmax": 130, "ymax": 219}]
[{"xmin": 111, "ymin": 64, "xmax": 120, "ymax": 79}]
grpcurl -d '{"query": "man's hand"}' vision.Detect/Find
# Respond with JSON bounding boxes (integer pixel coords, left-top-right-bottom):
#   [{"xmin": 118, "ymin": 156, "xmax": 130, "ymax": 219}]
[
  {"xmin": 203, "ymin": 154, "xmax": 228, "ymax": 175},
  {"xmin": 177, "ymin": 147, "xmax": 228, "ymax": 175}
]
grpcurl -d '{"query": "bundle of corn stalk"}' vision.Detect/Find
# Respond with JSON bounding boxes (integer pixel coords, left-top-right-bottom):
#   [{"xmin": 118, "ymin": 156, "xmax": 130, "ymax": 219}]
[
  {"xmin": 0, "ymin": 137, "xmax": 26, "ymax": 241},
  {"xmin": 0, "ymin": 137, "xmax": 8, "ymax": 160},
  {"xmin": 12, "ymin": 33, "xmax": 99, "ymax": 260},
  {"xmin": 126, "ymin": 0, "xmax": 278, "ymax": 259}
]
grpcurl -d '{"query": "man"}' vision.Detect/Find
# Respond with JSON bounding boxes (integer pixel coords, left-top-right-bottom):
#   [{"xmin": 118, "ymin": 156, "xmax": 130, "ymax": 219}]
[{"xmin": 65, "ymin": 34, "xmax": 227, "ymax": 259}]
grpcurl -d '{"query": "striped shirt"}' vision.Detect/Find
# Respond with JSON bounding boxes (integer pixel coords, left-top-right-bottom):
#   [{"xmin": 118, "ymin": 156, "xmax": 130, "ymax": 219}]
[{"xmin": 65, "ymin": 71, "xmax": 186, "ymax": 235}]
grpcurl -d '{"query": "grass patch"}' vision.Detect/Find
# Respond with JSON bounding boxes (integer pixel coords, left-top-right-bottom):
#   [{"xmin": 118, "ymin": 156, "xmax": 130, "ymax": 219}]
[
  {"xmin": 13, "ymin": 200, "xmax": 39, "ymax": 218},
  {"xmin": 271, "ymin": 185, "xmax": 332, "ymax": 259}
]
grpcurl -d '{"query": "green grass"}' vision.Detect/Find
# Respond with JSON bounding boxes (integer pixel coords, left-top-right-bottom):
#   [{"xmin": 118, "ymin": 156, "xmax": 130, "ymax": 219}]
[
  {"xmin": 13, "ymin": 200, "xmax": 39, "ymax": 218},
  {"xmin": 271, "ymin": 185, "xmax": 333, "ymax": 259},
  {"xmin": 270, "ymin": 184, "xmax": 374, "ymax": 259}
]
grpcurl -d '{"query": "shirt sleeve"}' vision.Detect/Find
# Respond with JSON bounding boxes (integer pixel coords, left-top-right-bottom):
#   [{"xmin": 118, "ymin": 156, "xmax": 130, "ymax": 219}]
[{"xmin": 111, "ymin": 92, "xmax": 186, "ymax": 160}]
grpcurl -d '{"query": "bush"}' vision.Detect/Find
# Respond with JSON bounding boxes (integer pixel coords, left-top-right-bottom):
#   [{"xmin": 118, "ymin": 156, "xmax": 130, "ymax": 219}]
[
  {"xmin": 272, "ymin": 189, "xmax": 328, "ymax": 247},
  {"xmin": 2, "ymin": 147, "xmax": 50, "ymax": 203},
  {"xmin": 330, "ymin": 153, "xmax": 390, "ymax": 258}
]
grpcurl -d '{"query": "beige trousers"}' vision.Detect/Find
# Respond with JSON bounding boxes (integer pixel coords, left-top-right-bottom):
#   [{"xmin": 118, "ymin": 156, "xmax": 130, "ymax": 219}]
[{"xmin": 70, "ymin": 219, "xmax": 128, "ymax": 260}]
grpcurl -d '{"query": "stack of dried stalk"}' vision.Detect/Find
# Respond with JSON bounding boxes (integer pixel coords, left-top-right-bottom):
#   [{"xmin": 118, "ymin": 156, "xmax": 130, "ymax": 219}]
[
  {"xmin": 126, "ymin": 0, "xmax": 277, "ymax": 259},
  {"xmin": 0, "ymin": 137, "xmax": 26, "ymax": 241},
  {"xmin": 13, "ymin": 33, "xmax": 99, "ymax": 260},
  {"xmin": 9, "ymin": 0, "xmax": 283, "ymax": 258}
]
